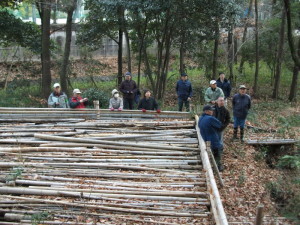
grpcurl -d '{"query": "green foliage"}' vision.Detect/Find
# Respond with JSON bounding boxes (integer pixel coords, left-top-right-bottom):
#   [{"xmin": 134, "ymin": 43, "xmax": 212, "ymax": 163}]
[
  {"xmin": 0, "ymin": 9, "xmax": 41, "ymax": 53},
  {"xmin": 83, "ymin": 88, "xmax": 110, "ymax": 108},
  {"xmin": 5, "ymin": 167, "xmax": 23, "ymax": 182},
  {"xmin": 31, "ymin": 212, "xmax": 49, "ymax": 225},
  {"xmin": 277, "ymin": 155, "xmax": 300, "ymax": 170}
]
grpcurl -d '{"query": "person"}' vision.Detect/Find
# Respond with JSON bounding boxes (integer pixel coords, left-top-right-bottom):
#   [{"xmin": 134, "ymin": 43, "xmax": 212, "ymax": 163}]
[
  {"xmin": 119, "ymin": 72, "xmax": 137, "ymax": 110},
  {"xmin": 109, "ymin": 89, "xmax": 123, "ymax": 111},
  {"xmin": 232, "ymin": 85, "xmax": 251, "ymax": 142},
  {"xmin": 176, "ymin": 72, "xmax": 193, "ymax": 112},
  {"xmin": 199, "ymin": 105, "xmax": 224, "ymax": 171},
  {"xmin": 69, "ymin": 89, "xmax": 88, "ymax": 109},
  {"xmin": 204, "ymin": 80, "xmax": 224, "ymax": 105},
  {"xmin": 138, "ymin": 90, "xmax": 161, "ymax": 113},
  {"xmin": 214, "ymin": 97, "xmax": 230, "ymax": 146},
  {"xmin": 48, "ymin": 83, "xmax": 69, "ymax": 108},
  {"xmin": 216, "ymin": 72, "xmax": 231, "ymax": 99}
]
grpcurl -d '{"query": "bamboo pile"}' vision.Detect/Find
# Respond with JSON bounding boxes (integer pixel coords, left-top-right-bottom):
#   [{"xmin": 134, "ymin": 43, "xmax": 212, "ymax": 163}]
[{"xmin": 0, "ymin": 111, "xmax": 213, "ymax": 224}]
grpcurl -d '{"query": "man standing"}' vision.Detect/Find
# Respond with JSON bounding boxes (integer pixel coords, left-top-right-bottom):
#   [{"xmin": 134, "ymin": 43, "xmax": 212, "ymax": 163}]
[
  {"xmin": 199, "ymin": 105, "xmax": 224, "ymax": 171},
  {"xmin": 176, "ymin": 72, "xmax": 193, "ymax": 111},
  {"xmin": 119, "ymin": 72, "xmax": 137, "ymax": 110},
  {"xmin": 232, "ymin": 85, "xmax": 251, "ymax": 142},
  {"xmin": 204, "ymin": 80, "xmax": 224, "ymax": 105},
  {"xmin": 216, "ymin": 72, "xmax": 231, "ymax": 99},
  {"xmin": 214, "ymin": 97, "xmax": 230, "ymax": 146},
  {"xmin": 48, "ymin": 83, "xmax": 69, "ymax": 108}
]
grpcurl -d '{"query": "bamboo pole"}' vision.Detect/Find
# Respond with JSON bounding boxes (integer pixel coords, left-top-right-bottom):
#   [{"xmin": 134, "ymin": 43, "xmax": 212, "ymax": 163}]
[
  {"xmin": 195, "ymin": 115, "xmax": 228, "ymax": 225},
  {"xmin": 254, "ymin": 204, "xmax": 264, "ymax": 225}
]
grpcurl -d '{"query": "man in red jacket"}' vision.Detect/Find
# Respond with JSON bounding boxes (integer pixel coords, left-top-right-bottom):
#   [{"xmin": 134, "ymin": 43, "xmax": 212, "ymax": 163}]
[{"xmin": 69, "ymin": 89, "xmax": 88, "ymax": 109}]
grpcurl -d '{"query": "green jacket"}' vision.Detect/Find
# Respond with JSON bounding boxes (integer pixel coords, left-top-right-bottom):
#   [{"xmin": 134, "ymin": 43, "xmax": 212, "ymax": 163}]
[{"xmin": 204, "ymin": 87, "xmax": 224, "ymax": 103}]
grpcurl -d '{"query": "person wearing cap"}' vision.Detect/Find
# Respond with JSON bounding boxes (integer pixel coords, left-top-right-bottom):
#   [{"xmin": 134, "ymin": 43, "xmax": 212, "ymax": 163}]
[
  {"xmin": 138, "ymin": 90, "xmax": 160, "ymax": 113},
  {"xmin": 109, "ymin": 89, "xmax": 123, "ymax": 111},
  {"xmin": 69, "ymin": 89, "xmax": 88, "ymax": 109},
  {"xmin": 232, "ymin": 85, "xmax": 251, "ymax": 142},
  {"xmin": 204, "ymin": 80, "xmax": 225, "ymax": 105},
  {"xmin": 176, "ymin": 72, "xmax": 193, "ymax": 112},
  {"xmin": 214, "ymin": 97, "xmax": 230, "ymax": 146},
  {"xmin": 199, "ymin": 105, "xmax": 224, "ymax": 171},
  {"xmin": 119, "ymin": 72, "xmax": 137, "ymax": 110},
  {"xmin": 48, "ymin": 83, "xmax": 69, "ymax": 108},
  {"xmin": 216, "ymin": 72, "xmax": 231, "ymax": 99}
]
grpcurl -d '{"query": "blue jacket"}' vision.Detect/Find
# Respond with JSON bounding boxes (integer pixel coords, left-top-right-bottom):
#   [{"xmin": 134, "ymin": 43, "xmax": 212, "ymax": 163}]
[
  {"xmin": 198, "ymin": 113, "xmax": 222, "ymax": 149},
  {"xmin": 176, "ymin": 80, "xmax": 193, "ymax": 100},
  {"xmin": 232, "ymin": 93, "xmax": 251, "ymax": 119},
  {"xmin": 216, "ymin": 78, "xmax": 231, "ymax": 98}
]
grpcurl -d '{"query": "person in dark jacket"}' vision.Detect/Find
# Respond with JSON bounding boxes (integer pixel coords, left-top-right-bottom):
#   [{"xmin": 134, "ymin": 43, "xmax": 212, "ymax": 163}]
[
  {"xmin": 214, "ymin": 97, "xmax": 230, "ymax": 146},
  {"xmin": 138, "ymin": 90, "xmax": 160, "ymax": 113},
  {"xmin": 69, "ymin": 89, "xmax": 88, "ymax": 109},
  {"xmin": 216, "ymin": 72, "xmax": 231, "ymax": 99},
  {"xmin": 199, "ymin": 105, "xmax": 224, "ymax": 171},
  {"xmin": 119, "ymin": 72, "xmax": 137, "ymax": 110},
  {"xmin": 232, "ymin": 85, "xmax": 251, "ymax": 142},
  {"xmin": 176, "ymin": 72, "xmax": 193, "ymax": 112}
]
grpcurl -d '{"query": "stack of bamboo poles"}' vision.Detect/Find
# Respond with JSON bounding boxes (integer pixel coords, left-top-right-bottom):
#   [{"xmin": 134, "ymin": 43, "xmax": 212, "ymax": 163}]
[
  {"xmin": 0, "ymin": 112, "xmax": 213, "ymax": 224},
  {"xmin": 0, "ymin": 107, "xmax": 191, "ymax": 122}
]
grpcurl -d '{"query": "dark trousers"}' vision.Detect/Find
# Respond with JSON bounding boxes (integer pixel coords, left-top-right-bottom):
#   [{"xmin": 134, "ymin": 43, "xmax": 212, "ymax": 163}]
[
  {"xmin": 178, "ymin": 98, "xmax": 190, "ymax": 112},
  {"xmin": 124, "ymin": 98, "xmax": 134, "ymax": 110},
  {"xmin": 212, "ymin": 147, "xmax": 223, "ymax": 166}
]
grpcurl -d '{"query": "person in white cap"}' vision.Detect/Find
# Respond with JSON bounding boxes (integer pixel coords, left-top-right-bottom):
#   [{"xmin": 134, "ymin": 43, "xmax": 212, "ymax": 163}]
[
  {"xmin": 48, "ymin": 83, "xmax": 69, "ymax": 108},
  {"xmin": 204, "ymin": 80, "xmax": 224, "ymax": 105},
  {"xmin": 109, "ymin": 89, "xmax": 123, "ymax": 111},
  {"xmin": 69, "ymin": 89, "xmax": 88, "ymax": 109}
]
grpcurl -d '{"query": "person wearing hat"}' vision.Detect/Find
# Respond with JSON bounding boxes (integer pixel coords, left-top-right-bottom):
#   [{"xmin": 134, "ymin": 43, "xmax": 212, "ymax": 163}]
[
  {"xmin": 119, "ymin": 72, "xmax": 137, "ymax": 110},
  {"xmin": 138, "ymin": 90, "xmax": 160, "ymax": 113},
  {"xmin": 232, "ymin": 85, "xmax": 251, "ymax": 142},
  {"xmin": 176, "ymin": 72, "xmax": 193, "ymax": 111},
  {"xmin": 109, "ymin": 89, "xmax": 123, "ymax": 111},
  {"xmin": 204, "ymin": 80, "xmax": 225, "ymax": 105},
  {"xmin": 216, "ymin": 72, "xmax": 231, "ymax": 99},
  {"xmin": 48, "ymin": 83, "xmax": 69, "ymax": 108},
  {"xmin": 214, "ymin": 96, "xmax": 230, "ymax": 146},
  {"xmin": 199, "ymin": 105, "xmax": 224, "ymax": 171},
  {"xmin": 69, "ymin": 89, "xmax": 88, "ymax": 109}
]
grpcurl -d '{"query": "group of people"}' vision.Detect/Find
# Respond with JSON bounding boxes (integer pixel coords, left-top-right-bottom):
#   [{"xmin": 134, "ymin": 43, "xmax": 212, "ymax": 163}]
[{"xmin": 199, "ymin": 83, "xmax": 251, "ymax": 172}]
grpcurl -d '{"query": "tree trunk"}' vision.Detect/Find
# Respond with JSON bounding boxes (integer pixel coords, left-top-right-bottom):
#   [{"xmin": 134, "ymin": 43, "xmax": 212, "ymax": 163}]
[
  {"xmin": 179, "ymin": 33, "xmax": 185, "ymax": 75},
  {"xmin": 212, "ymin": 22, "xmax": 219, "ymax": 80},
  {"xmin": 117, "ymin": 6, "xmax": 124, "ymax": 86},
  {"xmin": 239, "ymin": 0, "xmax": 253, "ymax": 74},
  {"xmin": 41, "ymin": 0, "xmax": 52, "ymax": 99},
  {"xmin": 288, "ymin": 36, "xmax": 300, "ymax": 101},
  {"xmin": 283, "ymin": 0, "xmax": 300, "ymax": 68},
  {"xmin": 227, "ymin": 24, "xmax": 234, "ymax": 81},
  {"xmin": 272, "ymin": 8, "xmax": 286, "ymax": 99},
  {"xmin": 60, "ymin": 1, "xmax": 77, "ymax": 94},
  {"xmin": 124, "ymin": 29, "xmax": 131, "ymax": 73},
  {"xmin": 253, "ymin": 0, "xmax": 259, "ymax": 95}
]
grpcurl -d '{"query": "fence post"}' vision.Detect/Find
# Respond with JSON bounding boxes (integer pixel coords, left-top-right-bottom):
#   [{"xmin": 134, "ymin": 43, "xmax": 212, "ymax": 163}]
[
  {"xmin": 254, "ymin": 204, "xmax": 264, "ymax": 225},
  {"xmin": 93, "ymin": 100, "xmax": 100, "ymax": 119}
]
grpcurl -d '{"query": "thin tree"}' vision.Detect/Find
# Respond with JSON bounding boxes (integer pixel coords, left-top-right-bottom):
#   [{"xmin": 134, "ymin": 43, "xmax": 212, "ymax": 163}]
[
  {"xmin": 253, "ymin": 0, "xmax": 259, "ymax": 95},
  {"xmin": 272, "ymin": 7, "xmax": 286, "ymax": 99},
  {"xmin": 212, "ymin": 20, "xmax": 219, "ymax": 80}
]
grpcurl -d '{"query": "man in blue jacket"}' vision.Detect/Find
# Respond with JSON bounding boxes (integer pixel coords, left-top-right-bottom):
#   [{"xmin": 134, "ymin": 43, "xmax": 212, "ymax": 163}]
[
  {"xmin": 176, "ymin": 72, "xmax": 193, "ymax": 111},
  {"xmin": 199, "ymin": 105, "xmax": 224, "ymax": 171},
  {"xmin": 216, "ymin": 72, "xmax": 231, "ymax": 99},
  {"xmin": 232, "ymin": 85, "xmax": 251, "ymax": 142}
]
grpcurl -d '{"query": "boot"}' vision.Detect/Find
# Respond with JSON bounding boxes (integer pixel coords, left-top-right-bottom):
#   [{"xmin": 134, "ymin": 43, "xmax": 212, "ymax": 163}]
[
  {"xmin": 240, "ymin": 128, "xmax": 244, "ymax": 143},
  {"xmin": 217, "ymin": 151, "xmax": 224, "ymax": 172},
  {"xmin": 232, "ymin": 128, "xmax": 238, "ymax": 140}
]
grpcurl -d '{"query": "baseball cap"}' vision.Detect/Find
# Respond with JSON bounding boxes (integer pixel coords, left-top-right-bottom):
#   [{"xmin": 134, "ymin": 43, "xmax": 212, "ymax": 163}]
[
  {"xmin": 73, "ymin": 89, "xmax": 82, "ymax": 94},
  {"xmin": 210, "ymin": 80, "xmax": 217, "ymax": 85},
  {"xmin": 125, "ymin": 72, "xmax": 131, "ymax": 76},
  {"xmin": 239, "ymin": 85, "xmax": 247, "ymax": 89},
  {"xmin": 203, "ymin": 105, "xmax": 215, "ymax": 111},
  {"xmin": 53, "ymin": 83, "xmax": 60, "ymax": 88},
  {"xmin": 181, "ymin": 72, "xmax": 188, "ymax": 76}
]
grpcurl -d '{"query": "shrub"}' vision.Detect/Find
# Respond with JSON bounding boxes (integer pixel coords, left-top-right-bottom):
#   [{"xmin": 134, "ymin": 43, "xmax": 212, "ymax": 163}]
[
  {"xmin": 277, "ymin": 155, "xmax": 300, "ymax": 170},
  {"xmin": 83, "ymin": 88, "xmax": 110, "ymax": 109}
]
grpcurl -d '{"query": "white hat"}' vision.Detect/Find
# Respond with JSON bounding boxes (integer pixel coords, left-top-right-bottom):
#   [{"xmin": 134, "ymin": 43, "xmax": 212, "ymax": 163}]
[
  {"xmin": 73, "ymin": 89, "xmax": 82, "ymax": 94},
  {"xmin": 53, "ymin": 83, "xmax": 60, "ymax": 88},
  {"xmin": 111, "ymin": 89, "xmax": 118, "ymax": 96},
  {"xmin": 210, "ymin": 80, "xmax": 217, "ymax": 85}
]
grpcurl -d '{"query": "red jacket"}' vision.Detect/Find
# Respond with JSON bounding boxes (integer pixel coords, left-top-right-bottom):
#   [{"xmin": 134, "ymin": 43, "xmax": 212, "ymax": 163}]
[{"xmin": 69, "ymin": 96, "xmax": 87, "ymax": 109}]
